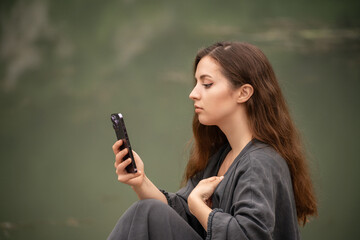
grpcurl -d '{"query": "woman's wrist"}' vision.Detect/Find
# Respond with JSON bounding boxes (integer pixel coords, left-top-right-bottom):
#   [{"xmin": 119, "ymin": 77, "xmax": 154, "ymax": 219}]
[
  {"xmin": 131, "ymin": 175, "xmax": 149, "ymax": 196},
  {"xmin": 132, "ymin": 175, "xmax": 167, "ymax": 204},
  {"xmin": 188, "ymin": 195, "xmax": 212, "ymax": 231}
]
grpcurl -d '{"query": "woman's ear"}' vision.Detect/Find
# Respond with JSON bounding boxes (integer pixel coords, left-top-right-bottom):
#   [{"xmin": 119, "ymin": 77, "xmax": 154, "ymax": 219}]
[{"xmin": 237, "ymin": 84, "xmax": 254, "ymax": 103}]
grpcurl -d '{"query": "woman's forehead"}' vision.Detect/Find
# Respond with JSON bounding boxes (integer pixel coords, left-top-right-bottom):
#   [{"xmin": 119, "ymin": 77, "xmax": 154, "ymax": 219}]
[{"xmin": 195, "ymin": 56, "xmax": 222, "ymax": 79}]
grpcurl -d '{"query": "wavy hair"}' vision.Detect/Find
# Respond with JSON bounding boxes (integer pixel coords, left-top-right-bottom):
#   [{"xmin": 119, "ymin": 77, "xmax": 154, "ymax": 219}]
[{"xmin": 184, "ymin": 41, "xmax": 317, "ymax": 225}]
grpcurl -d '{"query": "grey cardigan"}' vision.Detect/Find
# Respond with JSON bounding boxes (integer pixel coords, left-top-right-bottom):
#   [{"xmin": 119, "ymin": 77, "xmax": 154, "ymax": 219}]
[{"xmin": 161, "ymin": 139, "xmax": 300, "ymax": 240}]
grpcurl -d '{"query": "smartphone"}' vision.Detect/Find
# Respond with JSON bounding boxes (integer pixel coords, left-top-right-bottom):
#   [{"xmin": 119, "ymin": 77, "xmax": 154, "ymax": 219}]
[{"xmin": 111, "ymin": 113, "xmax": 137, "ymax": 173}]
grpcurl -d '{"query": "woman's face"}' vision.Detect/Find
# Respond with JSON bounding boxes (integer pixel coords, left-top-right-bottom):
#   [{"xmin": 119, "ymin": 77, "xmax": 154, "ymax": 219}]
[{"xmin": 189, "ymin": 56, "xmax": 239, "ymax": 126}]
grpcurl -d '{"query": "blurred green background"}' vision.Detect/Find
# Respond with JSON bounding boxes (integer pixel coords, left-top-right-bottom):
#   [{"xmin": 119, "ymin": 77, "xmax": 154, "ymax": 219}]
[{"xmin": 0, "ymin": 0, "xmax": 359, "ymax": 239}]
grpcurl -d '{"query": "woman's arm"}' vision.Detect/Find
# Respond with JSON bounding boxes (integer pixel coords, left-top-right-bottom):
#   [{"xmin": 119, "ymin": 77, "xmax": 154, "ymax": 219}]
[
  {"xmin": 132, "ymin": 174, "xmax": 167, "ymax": 203},
  {"xmin": 112, "ymin": 140, "xmax": 167, "ymax": 204},
  {"xmin": 187, "ymin": 196, "xmax": 212, "ymax": 230}
]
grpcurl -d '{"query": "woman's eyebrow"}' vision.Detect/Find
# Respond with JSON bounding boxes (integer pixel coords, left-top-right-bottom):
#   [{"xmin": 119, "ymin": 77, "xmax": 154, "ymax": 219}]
[
  {"xmin": 200, "ymin": 74, "xmax": 213, "ymax": 80},
  {"xmin": 195, "ymin": 74, "xmax": 213, "ymax": 81}
]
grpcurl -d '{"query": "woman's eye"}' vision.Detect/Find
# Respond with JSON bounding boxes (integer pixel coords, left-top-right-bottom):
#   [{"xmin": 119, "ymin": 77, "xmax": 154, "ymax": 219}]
[{"xmin": 202, "ymin": 83, "xmax": 213, "ymax": 88}]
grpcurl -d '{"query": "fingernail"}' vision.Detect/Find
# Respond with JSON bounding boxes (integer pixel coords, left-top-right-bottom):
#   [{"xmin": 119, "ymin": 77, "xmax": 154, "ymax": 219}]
[{"xmin": 220, "ymin": 176, "xmax": 224, "ymax": 180}]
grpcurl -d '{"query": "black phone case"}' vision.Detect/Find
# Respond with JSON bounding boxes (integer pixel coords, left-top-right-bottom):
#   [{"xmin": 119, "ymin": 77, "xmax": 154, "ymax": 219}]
[{"xmin": 111, "ymin": 113, "xmax": 137, "ymax": 173}]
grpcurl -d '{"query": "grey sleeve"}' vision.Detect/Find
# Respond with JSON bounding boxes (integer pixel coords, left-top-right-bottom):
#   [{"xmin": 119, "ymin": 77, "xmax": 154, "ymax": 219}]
[
  {"xmin": 206, "ymin": 156, "xmax": 276, "ymax": 240},
  {"xmin": 159, "ymin": 177, "xmax": 206, "ymax": 237},
  {"xmin": 159, "ymin": 189, "xmax": 190, "ymax": 221}
]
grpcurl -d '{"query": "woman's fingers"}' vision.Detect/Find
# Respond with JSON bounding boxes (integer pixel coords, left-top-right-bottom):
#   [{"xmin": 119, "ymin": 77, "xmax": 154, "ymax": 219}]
[
  {"xmin": 204, "ymin": 176, "xmax": 218, "ymax": 182},
  {"xmin": 195, "ymin": 176, "xmax": 224, "ymax": 198},
  {"xmin": 112, "ymin": 141, "xmax": 145, "ymax": 187},
  {"xmin": 116, "ymin": 158, "xmax": 141, "ymax": 182},
  {"xmin": 200, "ymin": 176, "xmax": 224, "ymax": 184},
  {"xmin": 114, "ymin": 147, "xmax": 129, "ymax": 168},
  {"xmin": 117, "ymin": 172, "xmax": 141, "ymax": 183},
  {"xmin": 207, "ymin": 176, "xmax": 224, "ymax": 188},
  {"xmin": 112, "ymin": 140, "xmax": 123, "ymax": 154},
  {"xmin": 115, "ymin": 158, "xmax": 131, "ymax": 174}
]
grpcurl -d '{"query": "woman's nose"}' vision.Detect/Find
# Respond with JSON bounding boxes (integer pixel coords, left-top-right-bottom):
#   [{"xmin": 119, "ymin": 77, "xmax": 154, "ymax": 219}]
[{"xmin": 189, "ymin": 86, "xmax": 200, "ymax": 100}]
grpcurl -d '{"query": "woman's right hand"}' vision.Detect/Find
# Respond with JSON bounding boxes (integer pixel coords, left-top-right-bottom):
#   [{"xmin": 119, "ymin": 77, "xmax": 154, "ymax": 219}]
[
  {"xmin": 112, "ymin": 140, "xmax": 168, "ymax": 203},
  {"xmin": 112, "ymin": 140, "xmax": 145, "ymax": 187}
]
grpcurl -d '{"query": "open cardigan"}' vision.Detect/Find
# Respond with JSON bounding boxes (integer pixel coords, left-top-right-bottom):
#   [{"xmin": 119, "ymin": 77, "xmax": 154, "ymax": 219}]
[{"xmin": 161, "ymin": 139, "xmax": 300, "ymax": 240}]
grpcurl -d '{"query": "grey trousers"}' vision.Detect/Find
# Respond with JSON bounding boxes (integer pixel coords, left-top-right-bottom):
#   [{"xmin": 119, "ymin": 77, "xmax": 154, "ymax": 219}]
[{"xmin": 107, "ymin": 199, "xmax": 203, "ymax": 240}]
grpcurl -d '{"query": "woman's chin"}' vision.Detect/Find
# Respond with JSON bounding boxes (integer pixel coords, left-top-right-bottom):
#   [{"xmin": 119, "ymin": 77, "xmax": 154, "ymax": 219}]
[{"xmin": 198, "ymin": 116, "xmax": 215, "ymax": 126}]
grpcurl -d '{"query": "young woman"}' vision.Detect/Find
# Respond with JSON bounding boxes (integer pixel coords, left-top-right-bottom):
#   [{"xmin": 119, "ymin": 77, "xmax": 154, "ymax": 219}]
[{"xmin": 108, "ymin": 41, "xmax": 317, "ymax": 240}]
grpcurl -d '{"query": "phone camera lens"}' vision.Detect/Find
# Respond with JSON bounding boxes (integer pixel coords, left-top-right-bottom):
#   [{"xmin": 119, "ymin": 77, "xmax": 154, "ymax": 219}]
[{"xmin": 111, "ymin": 115, "xmax": 118, "ymax": 123}]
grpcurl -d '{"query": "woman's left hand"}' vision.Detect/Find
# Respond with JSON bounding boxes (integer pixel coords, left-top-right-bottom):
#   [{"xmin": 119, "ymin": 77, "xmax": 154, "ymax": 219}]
[
  {"xmin": 187, "ymin": 176, "xmax": 224, "ymax": 230},
  {"xmin": 188, "ymin": 176, "xmax": 224, "ymax": 208}
]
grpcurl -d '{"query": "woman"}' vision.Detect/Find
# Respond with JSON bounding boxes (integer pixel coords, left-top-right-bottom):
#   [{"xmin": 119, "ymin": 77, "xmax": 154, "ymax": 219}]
[{"xmin": 108, "ymin": 41, "xmax": 317, "ymax": 240}]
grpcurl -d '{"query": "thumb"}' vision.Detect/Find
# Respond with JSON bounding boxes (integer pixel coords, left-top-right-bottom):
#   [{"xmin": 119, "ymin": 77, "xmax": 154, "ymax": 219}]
[
  {"xmin": 201, "ymin": 176, "xmax": 224, "ymax": 184},
  {"xmin": 209, "ymin": 176, "xmax": 224, "ymax": 189},
  {"xmin": 217, "ymin": 176, "xmax": 224, "ymax": 182},
  {"xmin": 210, "ymin": 176, "xmax": 224, "ymax": 184}
]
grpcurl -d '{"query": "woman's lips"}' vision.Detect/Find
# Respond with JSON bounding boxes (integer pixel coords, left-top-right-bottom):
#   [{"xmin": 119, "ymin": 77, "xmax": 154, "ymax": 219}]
[{"xmin": 194, "ymin": 105, "xmax": 203, "ymax": 113}]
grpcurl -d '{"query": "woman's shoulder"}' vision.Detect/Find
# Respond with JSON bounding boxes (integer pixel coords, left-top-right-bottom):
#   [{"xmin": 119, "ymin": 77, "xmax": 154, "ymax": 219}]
[{"xmin": 240, "ymin": 139, "xmax": 290, "ymax": 177}]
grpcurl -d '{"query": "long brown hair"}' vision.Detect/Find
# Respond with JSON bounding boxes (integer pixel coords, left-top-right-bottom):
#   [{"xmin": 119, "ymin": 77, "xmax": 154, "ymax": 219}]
[{"xmin": 184, "ymin": 41, "xmax": 317, "ymax": 225}]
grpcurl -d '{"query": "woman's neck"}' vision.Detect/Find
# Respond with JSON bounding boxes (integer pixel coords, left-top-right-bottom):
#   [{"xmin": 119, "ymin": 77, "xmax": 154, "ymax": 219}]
[{"xmin": 218, "ymin": 109, "xmax": 253, "ymax": 157}]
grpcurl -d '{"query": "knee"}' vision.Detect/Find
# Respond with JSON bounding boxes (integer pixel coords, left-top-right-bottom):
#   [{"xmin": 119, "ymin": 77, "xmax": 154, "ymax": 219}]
[
  {"xmin": 112, "ymin": 200, "xmax": 166, "ymax": 227},
  {"xmin": 133, "ymin": 199, "xmax": 168, "ymax": 211},
  {"xmin": 127, "ymin": 199, "xmax": 171, "ymax": 220}
]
